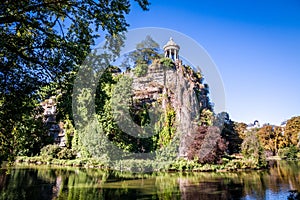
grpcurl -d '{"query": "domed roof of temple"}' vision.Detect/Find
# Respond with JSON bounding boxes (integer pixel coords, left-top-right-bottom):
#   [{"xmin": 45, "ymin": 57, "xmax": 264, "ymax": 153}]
[{"xmin": 163, "ymin": 37, "xmax": 180, "ymax": 50}]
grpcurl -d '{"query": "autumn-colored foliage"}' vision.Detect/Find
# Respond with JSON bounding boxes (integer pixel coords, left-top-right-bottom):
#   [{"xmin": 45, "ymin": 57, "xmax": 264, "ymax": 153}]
[
  {"xmin": 257, "ymin": 125, "xmax": 277, "ymax": 156},
  {"xmin": 233, "ymin": 122, "xmax": 247, "ymax": 140},
  {"xmin": 284, "ymin": 116, "xmax": 300, "ymax": 147},
  {"xmin": 187, "ymin": 126, "xmax": 227, "ymax": 164},
  {"xmin": 255, "ymin": 117, "xmax": 300, "ymax": 156}
]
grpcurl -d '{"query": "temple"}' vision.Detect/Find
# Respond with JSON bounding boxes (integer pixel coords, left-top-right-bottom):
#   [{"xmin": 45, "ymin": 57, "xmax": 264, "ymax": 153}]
[{"xmin": 163, "ymin": 37, "xmax": 180, "ymax": 61}]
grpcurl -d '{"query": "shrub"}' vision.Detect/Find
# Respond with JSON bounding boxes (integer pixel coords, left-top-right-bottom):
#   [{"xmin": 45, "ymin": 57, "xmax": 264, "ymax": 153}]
[
  {"xmin": 187, "ymin": 126, "xmax": 227, "ymax": 164},
  {"xmin": 134, "ymin": 63, "xmax": 148, "ymax": 77},
  {"xmin": 200, "ymin": 109, "xmax": 214, "ymax": 126},
  {"xmin": 241, "ymin": 130, "xmax": 267, "ymax": 168},
  {"xmin": 57, "ymin": 148, "xmax": 76, "ymax": 160},
  {"xmin": 160, "ymin": 58, "xmax": 174, "ymax": 68},
  {"xmin": 115, "ymin": 159, "xmax": 154, "ymax": 172},
  {"xmin": 40, "ymin": 144, "xmax": 61, "ymax": 159},
  {"xmin": 278, "ymin": 146, "xmax": 299, "ymax": 160}
]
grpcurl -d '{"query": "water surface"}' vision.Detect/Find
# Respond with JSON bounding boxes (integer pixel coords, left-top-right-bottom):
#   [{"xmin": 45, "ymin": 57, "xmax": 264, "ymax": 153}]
[{"xmin": 1, "ymin": 161, "xmax": 300, "ymax": 200}]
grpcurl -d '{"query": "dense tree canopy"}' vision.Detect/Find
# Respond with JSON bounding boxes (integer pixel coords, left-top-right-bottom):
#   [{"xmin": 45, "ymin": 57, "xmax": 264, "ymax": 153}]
[
  {"xmin": 284, "ymin": 116, "xmax": 300, "ymax": 147},
  {"xmin": 129, "ymin": 35, "xmax": 160, "ymax": 65},
  {"xmin": 187, "ymin": 126, "xmax": 227, "ymax": 164},
  {"xmin": 256, "ymin": 125, "xmax": 278, "ymax": 156},
  {"xmin": 0, "ymin": 0, "xmax": 150, "ymax": 161},
  {"xmin": 1, "ymin": 0, "xmax": 150, "ymax": 86},
  {"xmin": 122, "ymin": 35, "xmax": 161, "ymax": 76},
  {"xmin": 241, "ymin": 129, "xmax": 266, "ymax": 168}
]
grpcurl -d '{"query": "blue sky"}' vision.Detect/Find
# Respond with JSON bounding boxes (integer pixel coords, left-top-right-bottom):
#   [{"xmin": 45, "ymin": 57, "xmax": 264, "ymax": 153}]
[{"xmin": 123, "ymin": 0, "xmax": 300, "ymax": 125}]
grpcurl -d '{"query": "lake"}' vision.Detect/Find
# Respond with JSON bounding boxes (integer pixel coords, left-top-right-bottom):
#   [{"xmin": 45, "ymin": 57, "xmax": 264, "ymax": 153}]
[{"xmin": 0, "ymin": 161, "xmax": 300, "ymax": 200}]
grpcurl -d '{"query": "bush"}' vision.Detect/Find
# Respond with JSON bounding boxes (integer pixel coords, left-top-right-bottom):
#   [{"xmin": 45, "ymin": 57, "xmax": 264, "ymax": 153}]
[
  {"xmin": 278, "ymin": 146, "xmax": 299, "ymax": 160},
  {"xmin": 225, "ymin": 158, "xmax": 261, "ymax": 170},
  {"xmin": 114, "ymin": 159, "xmax": 154, "ymax": 172},
  {"xmin": 241, "ymin": 130, "xmax": 267, "ymax": 168},
  {"xmin": 57, "ymin": 148, "xmax": 76, "ymax": 160},
  {"xmin": 187, "ymin": 126, "xmax": 227, "ymax": 164},
  {"xmin": 160, "ymin": 58, "xmax": 174, "ymax": 68},
  {"xmin": 40, "ymin": 144, "xmax": 61, "ymax": 159},
  {"xmin": 134, "ymin": 63, "xmax": 148, "ymax": 77}
]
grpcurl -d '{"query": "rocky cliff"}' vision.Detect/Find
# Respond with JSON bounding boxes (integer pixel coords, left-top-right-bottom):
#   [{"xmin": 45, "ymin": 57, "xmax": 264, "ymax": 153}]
[{"xmin": 128, "ymin": 59, "xmax": 212, "ymax": 157}]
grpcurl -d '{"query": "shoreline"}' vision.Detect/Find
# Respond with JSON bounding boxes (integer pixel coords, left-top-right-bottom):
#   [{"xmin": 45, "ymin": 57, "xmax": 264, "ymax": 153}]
[{"xmin": 3, "ymin": 155, "xmax": 275, "ymax": 173}]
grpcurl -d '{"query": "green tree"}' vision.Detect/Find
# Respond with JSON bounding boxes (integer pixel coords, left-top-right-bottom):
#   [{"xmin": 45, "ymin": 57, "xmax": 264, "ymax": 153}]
[
  {"xmin": 215, "ymin": 112, "xmax": 243, "ymax": 154},
  {"xmin": 1, "ymin": 0, "xmax": 150, "ymax": 99},
  {"xmin": 0, "ymin": 0, "xmax": 150, "ymax": 161},
  {"xmin": 123, "ymin": 35, "xmax": 160, "ymax": 75},
  {"xmin": 63, "ymin": 117, "xmax": 75, "ymax": 148},
  {"xmin": 130, "ymin": 35, "xmax": 160, "ymax": 65},
  {"xmin": 110, "ymin": 75, "xmax": 154, "ymax": 152},
  {"xmin": 157, "ymin": 106, "xmax": 176, "ymax": 148},
  {"xmin": 0, "ymin": 94, "xmax": 52, "ymax": 162},
  {"xmin": 241, "ymin": 130, "xmax": 266, "ymax": 168}
]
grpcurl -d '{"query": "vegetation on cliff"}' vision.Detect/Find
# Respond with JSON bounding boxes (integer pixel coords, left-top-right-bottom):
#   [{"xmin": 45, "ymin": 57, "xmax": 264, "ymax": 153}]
[{"xmin": 1, "ymin": 1, "xmax": 300, "ymax": 171}]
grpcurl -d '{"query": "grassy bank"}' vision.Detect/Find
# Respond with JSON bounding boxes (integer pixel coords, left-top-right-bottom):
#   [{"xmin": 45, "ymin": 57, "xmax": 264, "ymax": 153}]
[{"xmin": 13, "ymin": 155, "xmax": 268, "ymax": 172}]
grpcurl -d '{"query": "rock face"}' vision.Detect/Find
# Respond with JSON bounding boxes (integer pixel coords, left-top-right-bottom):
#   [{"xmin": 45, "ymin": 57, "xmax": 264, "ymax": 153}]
[
  {"xmin": 129, "ymin": 60, "xmax": 211, "ymax": 158},
  {"xmin": 41, "ymin": 97, "xmax": 66, "ymax": 147}
]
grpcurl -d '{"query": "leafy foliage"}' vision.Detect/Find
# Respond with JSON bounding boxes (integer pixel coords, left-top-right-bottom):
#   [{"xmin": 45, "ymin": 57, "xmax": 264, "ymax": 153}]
[
  {"xmin": 95, "ymin": 71, "xmax": 156, "ymax": 155},
  {"xmin": 256, "ymin": 125, "xmax": 285, "ymax": 156},
  {"xmin": 278, "ymin": 146, "xmax": 299, "ymax": 160},
  {"xmin": 284, "ymin": 116, "xmax": 300, "ymax": 147},
  {"xmin": 199, "ymin": 108, "xmax": 213, "ymax": 126},
  {"xmin": 57, "ymin": 148, "xmax": 77, "ymax": 160},
  {"xmin": 40, "ymin": 144, "xmax": 62, "ymax": 159},
  {"xmin": 129, "ymin": 35, "xmax": 161, "ymax": 65},
  {"xmin": 254, "ymin": 117, "xmax": 300, "ymax": 157},
  {"xmin": 1, "ymin": 0, "xmax": 150, "ymax": 83},
  {"xmin": 241, "ymin": 130, "xmax": 267, "ymax": 168},
  {"xmin": 221, "ymin": 121, "xmax": 243, "ymax": 154},
  {"xmin": 0, "ymin": 95, "xmax": 52, "ymax": 162},
  {"xmin": 123, "ymin": 35, "xmax": 161, "ymax": 73},
  {"xmin": 157, "ymin": 106, "xmax": 176, "ymax": 148},
  {"xmin": 233, "ymin": 122, "xmax": 247, "ymax": 140},
  {"xmin": 187, "ymin": 126, "xmax": 227, "ymax": 164},
  {"xmin": 79, "ymin": 119, "xmax": 111, "ymax": 161},
  {"xmin": 215, "ymin": 112, "xmax": 243, "ymax": 154},
  {"xmin": 40, "ymin": 144, "xmax": 76, "ymax": 160},
  {"xmin": 0, "ymin": 0, "xmax": 150, "ymax": 161},
  {"xmin": 160, "ymin": 57, "xmax": 174, "ymax": 68},
  {"xmin": 134, "ymin": 63, "xmax": 148, "ymax": 77},
  {"xmin": 63, "ymin": 117, "xmax": 75, "ymax": 148}
]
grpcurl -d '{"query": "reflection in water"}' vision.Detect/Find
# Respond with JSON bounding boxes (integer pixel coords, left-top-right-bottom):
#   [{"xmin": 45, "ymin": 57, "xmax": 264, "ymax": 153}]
[{"xmin": 0, "ymin": 161, "xmax": 300, "ymax": 200}]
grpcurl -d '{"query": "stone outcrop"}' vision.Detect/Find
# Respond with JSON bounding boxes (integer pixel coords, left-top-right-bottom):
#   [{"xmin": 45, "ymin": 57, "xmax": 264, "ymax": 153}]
[
  {"xmin": 129, "ymin": 60, "xmax": 211, "ymax": 158},
  {"xmin": 41, "ymin": 97, "xmax": 66, "ymax": 147}
]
